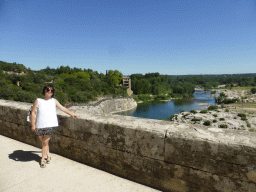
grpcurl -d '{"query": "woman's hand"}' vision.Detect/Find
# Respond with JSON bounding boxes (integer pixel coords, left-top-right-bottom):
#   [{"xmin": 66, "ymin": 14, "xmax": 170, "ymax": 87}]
[{"xmin": 71, "ymin": 114, "xmax": 79, "ymax": 119}]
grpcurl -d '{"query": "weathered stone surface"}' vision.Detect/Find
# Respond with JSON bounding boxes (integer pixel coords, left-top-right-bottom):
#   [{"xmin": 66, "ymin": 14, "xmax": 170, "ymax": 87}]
[
  {"xmin": 68, "ymin": 97, "xmax": 137, "ymax": 115},
  {"xmin": 165, "ymin": 124, "xmax": 256, "ymax": 184}
]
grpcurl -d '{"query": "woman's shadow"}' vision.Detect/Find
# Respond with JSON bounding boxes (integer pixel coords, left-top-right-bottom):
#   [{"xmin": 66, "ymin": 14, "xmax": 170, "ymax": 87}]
[{"xmin": 8, "ymin": 150, "xmax": 41, "ymax": 165}]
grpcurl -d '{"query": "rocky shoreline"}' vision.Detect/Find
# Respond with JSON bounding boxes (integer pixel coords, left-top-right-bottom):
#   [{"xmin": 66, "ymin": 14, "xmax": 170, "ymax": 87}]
[
  {"xmin": 171, "ymin": 88, "xmax": 256, "ymax": 132},
  {"xmin": 171, "ymin": 105, "xmax": 256, "ymax": 132},
  {"xmin": 211, "ymin": 88, "xmax": 256, "ymax": 103}
]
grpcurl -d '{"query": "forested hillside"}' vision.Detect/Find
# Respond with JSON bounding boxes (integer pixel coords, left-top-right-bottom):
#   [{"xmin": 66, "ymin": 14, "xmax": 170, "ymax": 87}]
[
  {"xmin": 0, "ymin": 61, "xmax": 126, "ymax": 105},
  {"xmin": 130, "ymin": 72, "xmax": 256, "ymax": 99},
  {"xmin": 1, "ymin": 60, "xmax": 256, "ymax": 105}
]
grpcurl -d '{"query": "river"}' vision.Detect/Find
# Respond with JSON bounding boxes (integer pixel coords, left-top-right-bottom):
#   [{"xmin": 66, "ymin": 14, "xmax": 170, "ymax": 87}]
[{"xmin": 116, "ymin": 90, "xmax": 217, "ymax": 120}]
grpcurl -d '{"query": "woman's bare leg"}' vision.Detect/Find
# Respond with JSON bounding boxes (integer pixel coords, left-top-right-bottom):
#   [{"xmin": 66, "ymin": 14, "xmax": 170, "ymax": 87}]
[
  {"xmin": 46, "ymin": 145, "xmax": 50, "ymax": 160},
  {"xmin": 41, "ymin": 135, "xmax": 51, "ymax": 164},
  {"xmin": 39, "ymin": 135, "xmax": 44, "ymax": 142}
]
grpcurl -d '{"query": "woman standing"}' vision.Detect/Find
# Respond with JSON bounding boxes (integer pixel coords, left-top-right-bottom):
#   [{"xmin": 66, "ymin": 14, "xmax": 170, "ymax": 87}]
[{"xmin": 30, "ymin": 85, "xmax": 79, "ymax": 168}]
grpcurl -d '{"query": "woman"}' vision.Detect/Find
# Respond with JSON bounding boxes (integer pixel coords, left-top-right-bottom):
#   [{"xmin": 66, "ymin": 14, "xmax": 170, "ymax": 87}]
[{"xmin": 31, "ymin": 85, "xmax": 79, "ymax": 168}]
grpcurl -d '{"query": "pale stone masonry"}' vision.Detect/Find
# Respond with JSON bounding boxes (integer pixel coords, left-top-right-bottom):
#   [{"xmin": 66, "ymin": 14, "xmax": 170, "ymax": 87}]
[{"xmin": 0, "ymin": 99, "xmax": 256, "ymax": 192}]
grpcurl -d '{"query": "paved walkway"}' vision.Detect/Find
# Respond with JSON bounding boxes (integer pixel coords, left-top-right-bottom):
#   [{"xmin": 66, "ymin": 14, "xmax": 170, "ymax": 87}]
[{"xmin": 0, "ymin": 135, "xmax": 161, "ymax": 192}]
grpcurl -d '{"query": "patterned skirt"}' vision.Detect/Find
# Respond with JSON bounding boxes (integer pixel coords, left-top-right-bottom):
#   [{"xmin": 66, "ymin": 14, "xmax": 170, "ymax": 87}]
[{"xmin": 36, "ymin": 127, "xmax": 54, "ymax": 136}]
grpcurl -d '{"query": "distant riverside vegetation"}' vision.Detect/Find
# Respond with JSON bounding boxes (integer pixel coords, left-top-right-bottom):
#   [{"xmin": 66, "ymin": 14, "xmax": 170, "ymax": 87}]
[{"xmin": 1, "ymin": 60, "xmax": 256, "ymax": 105}]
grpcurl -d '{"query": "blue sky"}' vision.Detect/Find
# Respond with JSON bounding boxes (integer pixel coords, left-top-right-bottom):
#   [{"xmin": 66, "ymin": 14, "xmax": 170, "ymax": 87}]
[{"xmin": 0, "ymin": 0, "xmax": 255, "ymax": 75}]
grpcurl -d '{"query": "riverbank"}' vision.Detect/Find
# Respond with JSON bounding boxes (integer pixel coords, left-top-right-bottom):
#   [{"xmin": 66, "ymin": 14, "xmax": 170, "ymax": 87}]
[{"xmin": 211, "ymin": 87, "xmax": 256, "ymax": 103}]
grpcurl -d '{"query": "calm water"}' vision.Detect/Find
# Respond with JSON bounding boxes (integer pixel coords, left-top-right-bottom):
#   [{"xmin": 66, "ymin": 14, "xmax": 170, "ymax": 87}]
[{"xmin": 117, "ymin": 90, "xmax": 217, "ymax": 120}]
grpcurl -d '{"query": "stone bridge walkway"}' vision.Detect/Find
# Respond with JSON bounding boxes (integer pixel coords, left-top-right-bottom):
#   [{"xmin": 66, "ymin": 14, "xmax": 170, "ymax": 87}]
[{"xmin": 0, "ymin": 135, "xmax": 161, "ymax": 192}]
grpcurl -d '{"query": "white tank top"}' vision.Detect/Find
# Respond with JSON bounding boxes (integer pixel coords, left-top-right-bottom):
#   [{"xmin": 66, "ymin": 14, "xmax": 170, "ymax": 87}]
[{"xmin": 35, "ymin": 98, "xmax": 59, "ymax": 129}]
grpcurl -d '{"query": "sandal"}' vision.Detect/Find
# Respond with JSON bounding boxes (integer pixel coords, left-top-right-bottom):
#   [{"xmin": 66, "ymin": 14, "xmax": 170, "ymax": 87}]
[
  {"xmin": 41, "ymin": 160, "xmax": 46, "ymax": 168},
  {"xmin": 46, "ymin": 157, "xmax": 51, "ymax": 164}
]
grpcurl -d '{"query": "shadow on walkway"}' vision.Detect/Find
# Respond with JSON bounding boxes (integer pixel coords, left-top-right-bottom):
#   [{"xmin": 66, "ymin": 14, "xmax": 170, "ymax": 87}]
[{"xmin": 8, "ymin": 150, "xmax": 41, "ymax": 164}]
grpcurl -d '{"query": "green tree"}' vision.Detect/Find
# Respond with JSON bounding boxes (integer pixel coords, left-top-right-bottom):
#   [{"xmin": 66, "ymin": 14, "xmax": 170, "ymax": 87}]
[
  {"xmin": 73, "ymin": 71, "xmax": 90, "ymax": 80},
  {"xmin": 107, "ymin": 70, "xmax": 123, "ymax": 85}
]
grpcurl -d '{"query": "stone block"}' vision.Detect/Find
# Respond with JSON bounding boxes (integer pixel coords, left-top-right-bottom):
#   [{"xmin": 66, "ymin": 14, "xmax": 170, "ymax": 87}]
[{"xmin": 116, "ymin": 125, "xmax": 165, "ymax": 160}]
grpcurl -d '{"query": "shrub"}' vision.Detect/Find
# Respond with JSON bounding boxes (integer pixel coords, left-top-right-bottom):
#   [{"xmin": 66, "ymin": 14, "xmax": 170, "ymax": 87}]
[
  {"xmin": 190, "ymin": 109, "xmax": 197, "ymax": 114},
  {"xmin": 0, "ymin": 80, "xmax": 8, "ymax": 87},
  {"xmin": 211, "ymin": 91, "xmax": 216, "ymax": 94},
  {"xmin": 215, "ymin": 96, "xmax": 223, "ymax": 104},
  {"xmin": 131, "ymin": 95, "xmax": 139, "ymax": 102},
  {"xmin": 251, "ymin": 88, "xmax": 256, "ymax": 94},
  {"xmin": 225, "ymin": 109, "xmax": 229, "ymax": 112},
  {"xmin": 241, "ymin": 116, "xmax": 247, "ymax": 121},
  {"xmin": 249, "ymin": 129, "xmax": 256, "ymax": 132},
  {"xmin": 203, "ymin": 120, "xmax": 211, "ymax": 126},
  {"xmin": 222, "ymin": 98, "xmax": 239, "ymax": 104},
  {"xmin": 138, "ymin": 94, "xmax": 151, "ymax": 101},
  {"xmin": 170, "ymin": 114, "xmax": 175, "ymax": 121},
  {"xmin": 246, "ymin": 121, "xmax": 251, "ymax": 128},
  {"xmin": 219, "ymin": 124, "xmax": 227, "ymax": 128},
  {"xmin": 200, "ymin": 110, "xmax": 208, "ymax": 114},
  {"xmin": 213, "ymin": 119, "xmax": 217, "ymax": 123},
  {"xmin": 219, "ymin": 118, "xmax": 225, "ymax": 121},
  {"xmin": 191, "ymin": 118, "xmax": 201, "ymax": 121},
  {"xmin": 213, "ymin": 114, "xmax": 218, "ymax": 117},
  {"xmin": 208, "ymin": 105, "xmax": 218, "ymax": 110},
  {"xmin": 16, "ymin": 91, "xmax": 36, "ymax": 103},
  {"xmin": 220, "ymin": 92, "xmax": 226, "ymax": 97},
  {"xmin": 238, "ymin": 113, "xmax": 247, "ymax": 121},
  {"xmin": 154, "ymin": 94, "xmax": 169, "ymax": 101},
  {"xmin": 55, "ymin": 91, "xmax": 69, "ymax": 105},
  {"xmin": 238, "ymin": 113, "xmax": 246, "ymax": 118}
]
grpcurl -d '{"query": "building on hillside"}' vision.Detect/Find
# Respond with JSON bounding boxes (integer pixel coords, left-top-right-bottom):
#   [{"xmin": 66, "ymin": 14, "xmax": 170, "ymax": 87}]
[{"xmin": 123, "ymin": 76, "xmax": 133, "ymax": 96}]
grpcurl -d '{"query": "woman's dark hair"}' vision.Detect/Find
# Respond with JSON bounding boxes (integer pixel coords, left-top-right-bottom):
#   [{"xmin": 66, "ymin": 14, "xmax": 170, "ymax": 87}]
[{"xmin": 42, "ymin": 85, "xmax": 55, "ymax": 98}]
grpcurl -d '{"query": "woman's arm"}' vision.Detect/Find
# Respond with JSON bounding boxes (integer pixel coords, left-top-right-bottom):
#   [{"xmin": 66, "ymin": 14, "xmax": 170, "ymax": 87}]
[
  {"xmin": 55, "ymin": 99, "xmax": 79, "ymax": 119},
  {"xmin": 30, "ymin": 99, "xmax": 38, "ymax": 132}
]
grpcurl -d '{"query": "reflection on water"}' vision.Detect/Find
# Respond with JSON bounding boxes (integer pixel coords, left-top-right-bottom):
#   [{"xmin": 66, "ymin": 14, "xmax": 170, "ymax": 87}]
[
  {"xmin": 114, "ymin": 106, "xmax": 137, "ymax": 116},
  {"xmin": 173, "ymin": 99, "xmax": 193, "ymax": 106},
  {"xmin": 116, "ymin": 90, "xmax": 216, "ymax": 120}
]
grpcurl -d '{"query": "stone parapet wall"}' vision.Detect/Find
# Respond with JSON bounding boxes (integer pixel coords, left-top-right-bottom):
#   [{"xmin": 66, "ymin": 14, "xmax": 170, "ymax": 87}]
[{"xmin": 0, "ymin": 99, "xmax": 255, "ymax": 192}]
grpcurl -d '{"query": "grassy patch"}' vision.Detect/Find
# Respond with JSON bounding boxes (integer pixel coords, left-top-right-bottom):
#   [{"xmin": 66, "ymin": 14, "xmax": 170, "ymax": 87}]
[
  {"xmin": 219, "ymin": 124, "xmax": 227, "ymax": 128},
  {"xmin": 246, "ymin": 121, "xmax": 251, "ymax": 128},
  {"xmin": 203, "ymin": 120, "xmax": 211, "ymax": 126},
  {"xmin": 208, "ymin": 105, "xmax": 218, "ymax": 110},
  {"xmin": 191, "ymin": 118, "xmax": 202, "ymax": 122},
  {"xmin": 190, "ymin": 109, "xmax": 197, "ymax": 114}
]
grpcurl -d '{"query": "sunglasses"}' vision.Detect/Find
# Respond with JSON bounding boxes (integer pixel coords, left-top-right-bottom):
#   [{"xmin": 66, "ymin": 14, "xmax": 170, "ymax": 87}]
[{"xmin": 46, "ymin": 89, "xmax": 53, "ymax": 93}]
